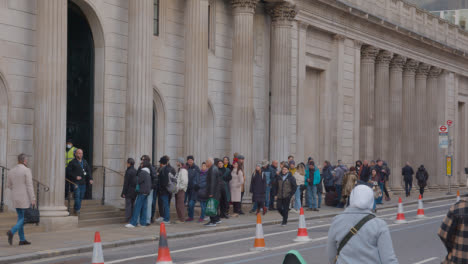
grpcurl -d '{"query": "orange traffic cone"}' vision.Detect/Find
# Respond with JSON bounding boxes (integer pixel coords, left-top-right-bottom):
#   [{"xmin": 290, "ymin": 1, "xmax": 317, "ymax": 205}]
[
  {"xmin": 294, "ymin": 208, "xmax": 311, "ymax": 242},
  {"xmin": 156, "ymin": 223, "xmax": 173, "ymax": 264},
  {"xmin": 457, "ymin": 190, "xmax": 461, "ymax": 203},
  {"xmin": 416, "ymin": 195, "xmax": 426, "ymax": 218},
  {"xmin": 250, "ymin": 213, "xmax": 266, "ymax": 251},
  {"xmin": 394, "ymin": 197, "xmax": 407, "ymax": 224},
  {"xmin": 91, "ymin": 232, "xmax": 104, "ymax": 264}
]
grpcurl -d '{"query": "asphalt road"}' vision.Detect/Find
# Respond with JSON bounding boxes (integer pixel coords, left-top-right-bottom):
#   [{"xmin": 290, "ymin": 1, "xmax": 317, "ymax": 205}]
[{"xmin": 22, "ymin": 199, "xmax": 453, "ymax": 264}]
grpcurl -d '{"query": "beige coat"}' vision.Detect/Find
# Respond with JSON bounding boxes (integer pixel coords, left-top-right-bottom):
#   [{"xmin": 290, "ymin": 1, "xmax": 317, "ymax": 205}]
[
  {"xmin": 230, "ymin": 168, "xmax": 244, "ymax": 202},
  {"xmin": 7, "ymin": 164, "xmax": 35, "ymax": 209}
]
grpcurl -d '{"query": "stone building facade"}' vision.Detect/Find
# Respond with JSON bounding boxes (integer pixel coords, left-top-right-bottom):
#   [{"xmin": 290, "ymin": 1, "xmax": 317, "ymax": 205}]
[{"xmin": 0, "ymin": 0, "xmax": 468, "ymax": 227}]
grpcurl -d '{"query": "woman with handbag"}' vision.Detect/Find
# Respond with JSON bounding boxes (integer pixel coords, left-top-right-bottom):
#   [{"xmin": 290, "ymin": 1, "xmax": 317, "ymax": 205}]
[
  {"xmin": 230, "ymin": 162, "xmax": 244, "ymax": 217},
  {"xmin": 125, "ymin": 159, "xmax": 152, "ymax": 228},
  {"xmin": 6, "ymin": 154, "xmax": 36, "ymax": 246},
  {"xmin": 174, "ymin": 158, "xmax": 188, "ymax": 224}
]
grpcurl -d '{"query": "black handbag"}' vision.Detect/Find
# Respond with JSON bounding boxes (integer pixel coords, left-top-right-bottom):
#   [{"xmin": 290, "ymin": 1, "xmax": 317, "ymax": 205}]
[{"xmin": 24, "ymin": 206, "xmax": 40, "ymax": 225}]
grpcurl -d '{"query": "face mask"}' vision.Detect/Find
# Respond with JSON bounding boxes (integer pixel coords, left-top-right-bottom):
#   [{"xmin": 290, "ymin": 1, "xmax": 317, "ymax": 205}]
[{"xmin": 67, "ymin": 144, "xmax": 72, "ymax": 149}]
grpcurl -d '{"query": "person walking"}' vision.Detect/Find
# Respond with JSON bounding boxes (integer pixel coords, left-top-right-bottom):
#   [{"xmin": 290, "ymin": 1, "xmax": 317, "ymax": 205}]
[
  {"xmin": 125, "ymin": 159, "xmax": 152, "ymax": 228},
  {"xmin": 186, "ymin": 155, "xmax": 201, "ymax": 222},
  {"xmin": 341, "ymin": 167, "xmax": 358, "ymax": 206},
  {"xmin": 6, "ymin": 154, "xmax": 36, "ymax": 246},
  {"xmin": 218, "ymin": 159, "xmax": 232, "ymax": 218},
  {"xmin": 66, "ymin": 149, "xmax": 93, "ymax": 215},
  {"xmin": 174, "ymin": 158, "xmax": 188, "ymax": 224},
  {"xmin": 306, "ymin": 162, "xmax": 321, "ymax": 211},
  {"xmin": 121, "ymin": 158, "xmax": 137, "ymax": 222},
  {"xmin": 230, "ymin": 162, "xmax": 244, "ymax": 217},
  {"xmin": 268, "ymin": 160, "xmax": 279, "ymax": 210},
  {"xmin": 370, "ymin": 168, "xmax": 383, "ymax": 206},
  {"xmin": 292, "ymin": 163, "xmax": 306, "ymax": 213},
  {"xmin": 275, "ymin": 164, "xmax": 297, "ymax": 226},
  {"xmin": 323, "ymin": 161, "xmax": 334, "ymax": 193},
  {"xmin": 416, "ymin": 165, "xmax": 428, "ymax": 198},
  {"xmin": 438, "ymin": 199, "xmax": 468, "ymax": 264},
  {"xmin": 402, "ymin": 162, "xmax": 414, "ymax": 197},
  {"xmin": 205, "ymin": 158, "xmax": 221, "ymax": 227},
  {"xmin": 327, "ymin": 185, "xmax": 399, "ymax": 264},
  {"xmin": 250, "ymin": 164, "xmax": 267, "ymax": 215}
]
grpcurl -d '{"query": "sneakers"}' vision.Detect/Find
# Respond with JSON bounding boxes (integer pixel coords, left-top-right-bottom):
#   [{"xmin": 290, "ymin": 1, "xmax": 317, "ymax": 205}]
[
  {"xmin": 156, "ymin": 217, "xmax": 164, "ymax": 222},
  {"xmin": 281, "ymin": 222, "xmax": 287, "ymax": 227},
  {"xmin": 19, "ymin": 240, "xmax": 31, "ymax": 246},
  {"xmin": 162, "ymin": 221, "xmax": 171, "ymax": 225},
  {"xmin": 125, "ymin": 224, "xmax": 135, "ymax": 228},
  {"xmin": 6, "ymin": 231, "xmax": 12, "ymax": 246},
  {"xmin": 198, "ymin": 218, "xmax": 205, "ymax": 223},
  {"xmin": 291, "ymin": 209, "xmax": 299, "ymax": 214},
  {"xmin": 204, "ymin": 222, "xmax": 216, "ymax": 227},
  {"xmin": 216, "ymin": 220, "xmax": 222, "ymax": 224},
  {"xmin": 185, "ymin": 217, "xmax": 194, "ymax": 222}
]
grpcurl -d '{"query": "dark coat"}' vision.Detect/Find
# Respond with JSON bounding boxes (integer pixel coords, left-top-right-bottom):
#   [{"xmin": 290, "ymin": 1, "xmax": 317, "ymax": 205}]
[
  {"xmin": 250, "ymin": 171, "xmax": 267, "ymax": 203},
  {"xmin": 275, "ymin": 172, "xmax": 297, "ymax": 199},
  {"xmin": 268, "ymin": 165, "xmax": 279, "ymax": 195},
  {"xmin": 416, "ymin": 166, "xmax": 429, "ymax": 188},
  {"xmin": 359, "ymin": 165, "xmax": 371, "ymax": 182},
  {"xmin": 206, "ymin": 165, "xmax": 220, "ymax": 200},
  {"xmin": 323, "ymin": 165, "xmax": 334, "ymax": 187},
  {"xmin": 402, "ymin": 165, "xmax": 414, "ymax": 182},
  {"xmin": 196, "ymin": 170, "xmax": 208, "ymax": 201},
  {"xmin": 136, "ymin": 167, "xmax": 152, "ymax": 195},
  {"xmin": 187, "ymin": 164, "xmax": 201, "ymax": 200},
  {"xmin": 66, "ymin": 158, "xmax": 92, "ymax": 185},
  {"xmin": 150, "ymin": 165, "xmax": 158, "ymax": 190},
  {"xmin": 158, "ymin": 165, "xmax": 172, "ymax": 196},
  {"xmin": 121, "ymin": 166, "xmax": 137, "ymax": 199}
]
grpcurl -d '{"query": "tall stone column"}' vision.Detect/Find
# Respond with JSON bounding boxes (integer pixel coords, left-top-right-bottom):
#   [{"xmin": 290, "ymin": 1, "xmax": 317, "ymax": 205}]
[
  {"xmin": 374, "ymin": 50, "xmax": 393, "ymax": 161},
  {"xmin": 359, "ymin": 45, "xmax": 379, "ymax": 161},
  {"xmin": 389, "ymin": 55, "xmax": 406, "ymax": 190},
  {"xmin": 184, "ymin": 0, "xmax": 209, "ymax": 163},
  {"xmin": 268, "ymin": 2, "xmax": 296, "ymax": 161},
  {"xmin": 415, "ymin": 63, "xmax": 430, "ymax": 183},
  {"xmin": 34, "ymin": 0, "xmax": 70, "ymax": 225},
  {"xmin": 402, "ymin": 59, "xmax": 418, "ymax": 167},
  {"xmin": 231, "ymin": 0, "xmax": 257, "ymax": 180},
  {"xmin": 427, "ymin": 67, "xmax": 442, "ymax": 187},
  {"xmin": 126, "ymin": 0, "xmax": 153, "ymax": 161}
]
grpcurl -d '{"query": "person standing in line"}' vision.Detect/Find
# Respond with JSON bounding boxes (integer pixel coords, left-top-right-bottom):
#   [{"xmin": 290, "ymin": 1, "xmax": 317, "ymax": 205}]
[
  {"xmin": 251, "ymin": 160, "xmax": 272, "ymax": 213},
  {"xmin": 371, "ymin": 168, "xmax": 383, "ymax": 205},
  {"xmin": 65, "ymin": 139, "xmax": 77, "ymax": 199},
  {"xmin": 218, "ymin": 159, "xmax": 232, "ymax": 218},
  {"xmin": 333, "ymin": 162, "xmax": 346, "ymax": 208},
  {"xmin": 416, "ymin": 165, "xmax": 429, "ymax": 198},
  {"xmin": 402, "ymin": 162, "xmax": 414, "ymax": 197},
  {"xmin": 250, "ymin": 164, "xmax": 267, "ymax": 215},
  {"xmin": 438, "ymin": 199, "xmax": 468, "ymax": 264},
  {"xmin": 125, "ymin": 159, "xmax": 152, "ymax": 228},
  {"xmin": 223, "ymin": 157, "xmax": 233, "ymax": 170},
  {"xmin": 275, "ymin": 164, "xmax": 297, "ymax": 226},
  {"xmin": 233, "ymin": 152, "xmax": 239, "ymax": 164},
  {"xmin": 289, "ymin": 160, "xmax": 297, "ymax": 176},
  {"xmin": 191, "ymin": 162, "xmax": 208, "ymax": 223},
  {"xmin": 66, "ymin": 149, "xmax": 93, "ymax": 215},
  {"xmin": 288, "ymin": 155, "xmax": 295, "ymax": 163},
  {"xmin": 186, "ymin": 155, "xmax": 201, "ymax": 222},
  {"xmin": 174, "ymin": 158, "xmax": 188, "ymax": 224},
  {"xmin": 327, "ymin": 185, "xmax": 399, "ymax": 264},
  {"xmin": 157, "ymin": 156, "xmax": 172, "ymax": 224},
  {"xmin": 341, "ymin": 167, "xmax": 358, "ymax": 206},
  {"xmin": 292, "ymin": 163, "xmax": 306, "ymax": 213},
  {"xmin": 306, "ymin": 161, "xmax": 321, "ymax": 212},
  {"xmin": 322, "ymin": 161, "xmax": 335, "ymax": 193},
  {"xmin": 268, "ymin": 160, "xmax": 279, "ymax": 210},
  {"xmin": 140, "ymin": 155, "xmax": 157, "ymax": 225},
  {"xmin": 230, "ymin": 162, "xmax": 244, "ymax": 217},
  {"xmin": 121, "ymin": 158, "xmax": 137, "ymax": 222},
  {"xmin": 205, "ymin": 158, "xmax": 221, "ymax": 227},
  {"xmin": 358, "ymin": 160, "xmax": 371, "ymax": 183},
  {"xmin": 237, "ymin": 155, "xmax": 246, "ymax": 215},
  {"xmin": 355, "ymin": 160, "xmax": 362, "ymax": 175},
  {"xmin": 6, "ymin": 154, "xmax": 36, "ymax": 246}
]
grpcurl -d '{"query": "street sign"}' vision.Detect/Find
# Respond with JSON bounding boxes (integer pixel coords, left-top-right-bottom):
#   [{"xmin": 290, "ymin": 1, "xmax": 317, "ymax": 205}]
[
  {"xmin": 439, "ymin": 125, "xmax": 448, "ymax": 133},
  {"xmin": 447, "ymin": 120, "xmax": 453, "ymax": 127},
  {"xmin": 446, "ymin": 155, "xmax": 453, "ymax": 177},
  {"xmin": 439, "ymin": 125, "xmax": 449, "ymax": 149}
]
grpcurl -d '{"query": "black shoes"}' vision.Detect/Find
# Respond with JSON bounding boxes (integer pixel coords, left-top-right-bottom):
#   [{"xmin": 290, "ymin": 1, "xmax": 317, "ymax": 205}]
[
  {"xmin": 19, "ymin": 240, "xmax": 31, "ymax": 246},
  {"xmin": 6, "ymin": 231, "xmax": 12, "ymax": 246}
]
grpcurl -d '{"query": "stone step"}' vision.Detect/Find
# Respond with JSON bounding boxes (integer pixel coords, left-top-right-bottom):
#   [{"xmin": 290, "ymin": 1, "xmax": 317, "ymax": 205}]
[
  {"xmin": 79, "ymin": 205, "xmax": 118, "ymax": 212},
  {"xmin": 78, "ymin": 216, "xmax": 127, "ymax": 228},
  {"xmin": 63, "ymin": 199, "xmax": 103, "ymax": 207},
  {"xmin": 78, "ymin": 210, "xmax": 124, "ymax": 220}
]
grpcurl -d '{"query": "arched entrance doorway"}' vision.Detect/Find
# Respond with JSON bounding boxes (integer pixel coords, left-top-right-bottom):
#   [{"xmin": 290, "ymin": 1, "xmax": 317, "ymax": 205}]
[
  {"xmin": 152, "ymin": 89, "xmax": 166, "ymax": 163},
  {"xmin": 67, "ymin": 2, "xmax": 95, "ymax": 198}
]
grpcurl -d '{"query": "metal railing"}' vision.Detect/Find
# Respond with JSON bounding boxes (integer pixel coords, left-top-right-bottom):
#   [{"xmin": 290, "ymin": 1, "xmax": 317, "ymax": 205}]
[
  {"xmin": 65, "ymin": 178, "xmax": 78, "ymax": 213},
  {"xmin": 92, "ymin": 165, "xmax": 124, "ymax": 205},
  {"xmin": 0, "ymin": 166, "xmax": 8, "ymax": 212},
  {"xmin": 32, "ymin": 178, "xmax": 49, "ymax": 222}
]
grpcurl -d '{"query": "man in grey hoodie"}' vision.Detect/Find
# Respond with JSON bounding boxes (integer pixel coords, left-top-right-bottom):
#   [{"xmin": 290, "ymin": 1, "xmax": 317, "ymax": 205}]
[{"xmin": 327, "ymin": 184, "xmax": 398, "ymax": 264}]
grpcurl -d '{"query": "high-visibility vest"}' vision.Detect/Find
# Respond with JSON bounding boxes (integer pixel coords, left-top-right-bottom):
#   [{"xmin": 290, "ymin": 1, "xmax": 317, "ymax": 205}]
[{"xmin": 66, "ymin": 147, "xmax": 77, "ymax": 166}]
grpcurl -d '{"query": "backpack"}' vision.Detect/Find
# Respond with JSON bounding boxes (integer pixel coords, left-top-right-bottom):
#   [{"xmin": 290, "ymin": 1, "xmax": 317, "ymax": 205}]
[{"xmin": 166, "ymin": 171, "xmax": 178, "ymax": 194}]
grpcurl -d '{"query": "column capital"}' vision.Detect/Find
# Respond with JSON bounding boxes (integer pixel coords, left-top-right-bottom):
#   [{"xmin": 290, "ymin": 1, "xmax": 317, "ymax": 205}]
[
  {"xmin": 428, "ymin": 66, "xmax": 442, "ymax": 78},
  {"xmin": 333, "ymin": 34, "xmax": 346, "ymax": 42},
  {"xmin": 361, "ymin": 45, "xmax": 379, "ymax": 62},
  {"xmin": 231, "ymin": 0, "xmax": 258, "ymax": 13},
  {"xmin": 354, "ymin": 40, "xmax": 364, "ymax": 49},
  {"xmin": 297, "ymin": 20, "xmax": 309, "ymax": 31},
  {"xmin": 416, "ymin": 63, "xmax": 431, "ymax": 77},
  {"xmin": 403, "ymin": 59, "xmax": 419, "ymax": 74},
  {"xmin": 268, "ymin": 2, "xmax": 297, "ymax": 26},
  {"xmin": 390, "ymin": 54, "xmax": 407, "ymax": 70},
  {"xmin": 376, "ymin": 50, "xmax": 393, "ymax": 65}
]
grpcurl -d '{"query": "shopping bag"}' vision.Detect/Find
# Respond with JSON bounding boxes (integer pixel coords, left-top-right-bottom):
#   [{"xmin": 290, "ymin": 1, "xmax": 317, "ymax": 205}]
[
  {"xmin": 205, "ymin": 198, "xmax": 219, "ymax": 216},
  {"xmin": 24, "ymin": 206, "xmax": 40, "ymax": 224}
]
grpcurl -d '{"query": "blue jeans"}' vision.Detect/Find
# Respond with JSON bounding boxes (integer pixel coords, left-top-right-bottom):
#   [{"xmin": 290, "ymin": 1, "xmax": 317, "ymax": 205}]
[
  {"xmin": 188, "ymin": 200, "xmax": 207, "ymax": 219},
  {"xmin": 294, "ymin": 186, "xmax": 302, "ymax": 210},
  {"xmin": 130, "ymin": 194, "xmax": 148, "ymax": 226},
  {"xmin": 74, "ymin": 184, "xmax": 86, "ymax": 212},
  {"xmin": 307, "ymin": 185, "xmax": 318, "ymax": 209},
  {"xmin": 151, "ymin": 188, "xmax": 158, "ymax": 220},
  {"xmin": 335, "ymin": 184, "xmax": 343, "ymax": 207},
  {"xmin": 10, "ymin": 208, "xmax": 25, "ymax": 241},
  {"xmin": 376, "ymin": 183, "xmax": 384, "ymax": 204},
  {"xmin": 317, "ymin": 190, "xmax": 322, "ymax": 208},
  {"xmin": 160, "ymin": 195, "xmax": 170, "ymax": 222},
  {"xmin": 145, "ymin": 190, "xmax": 153, "ymax": 224},
  {"xmin": 265, "ymin": 186, "xmax": 271, "ymax": 209}
]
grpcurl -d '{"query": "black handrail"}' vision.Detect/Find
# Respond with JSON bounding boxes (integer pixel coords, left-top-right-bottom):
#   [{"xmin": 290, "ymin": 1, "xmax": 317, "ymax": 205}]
[
  {"xmin": 93, "ymin": 165, "xmax": 124, "ymax": 205},
  {"xmin": 65, "ymin": 178, "xmax": 78, "ymax": 214}
]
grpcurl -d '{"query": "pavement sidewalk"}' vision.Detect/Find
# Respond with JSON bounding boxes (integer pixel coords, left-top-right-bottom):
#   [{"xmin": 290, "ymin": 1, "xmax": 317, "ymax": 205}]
[{"xmin": 0, "ymin": 189, "xmax": 464, "ymax": 264}]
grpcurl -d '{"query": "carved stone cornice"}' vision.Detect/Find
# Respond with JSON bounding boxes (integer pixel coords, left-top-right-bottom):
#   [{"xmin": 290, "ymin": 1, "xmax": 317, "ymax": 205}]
[
  {"xmin": 268, "ymin": 2, "xmax": 297, "ymax": 26},
  {"xmin": 390, "ymin": 54, "xmax": 407, "ymax": 70},
  {"xmin": 361, "ymin": 45, "xmax": 379, "ymax": 63},
  {"xmin": 375, "ymin": 50, "xmax": 393, "ymax": 65},
  {"xmin": 297, "ymin": 20, "xmax": 309, "ymax": 32},
  {"xmin": 428, "ymin": 66, "xmax": 442, "ymax": 79},
  {"xmin": 416, "ymin": 63, "xmax": 431, "ymax": 77},
  {"xmin": 231, "ymin": 0, "xmax": 258, "ymax": 13},
  {"xmin": 403, "ymin": 59, "xmax": 419, "ymax": 74}
]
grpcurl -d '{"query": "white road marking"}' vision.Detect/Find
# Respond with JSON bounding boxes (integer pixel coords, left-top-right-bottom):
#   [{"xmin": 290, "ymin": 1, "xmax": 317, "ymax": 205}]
[{"xmin": 413, "ymin": 257, "xmax": 439, "ymax": 264}]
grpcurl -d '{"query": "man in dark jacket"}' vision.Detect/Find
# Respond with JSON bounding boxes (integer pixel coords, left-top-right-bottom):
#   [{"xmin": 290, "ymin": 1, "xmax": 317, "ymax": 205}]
[
  {"xmin": 275, "ymin": 164, "xmax": 297, "ymax": 226},
  {"xmin": 66, "ymin": 149, "xmax": 93, "ymax": 215},
  {"xmin": 125, "ymin": 160, "xmax": 152, "ymax": 228},
  {"xmin": 322, "ymin": 161, "xmax": 334, "ymax": 193},
  {"xmin": 268, "ymin": 160, "xmax": 279, "ymax": 210},
  {"xmin": 416, "ymin": 165, "xmax": 429, "ymax": 198},
  {"xmin": 376, "ymin": 160, "xmax": 390, "ymax": 201},
  {"xmin": 157, "ymin": 156, "xmax": 171, "ymax": 224},
  {"xmin": 121, "ymin": 158, "xmax": 137, "ymax": 222},
  {"xmin": 358, "ymin": 160, "xmax": 371, "ymax": 182},
  {"xmin": 205, "ymin": 158, "xmax": 220, "ymax": 227},
  {"xmin": 402, "ymin": 162, "xmax": 414, "ymax": 197},
  {"xmin": 217, "ymin": 159, "xmax": 231, "ymax": 218},
  {"xmin": 186, "ymin": 155, "xmax": 200, "ymax": 222}
]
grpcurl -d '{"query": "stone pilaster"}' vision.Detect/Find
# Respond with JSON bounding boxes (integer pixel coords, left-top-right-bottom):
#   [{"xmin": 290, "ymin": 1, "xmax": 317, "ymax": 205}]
[
  {"xmin": 427, "ymin": 67, "xmax": 442, "ymax": 187},
  {"xmin": 359, "ymin": 45, "xmax": 379, "ymax": 161},
  {"xmin": 402, "ymin": 59, "xmax": 418, "ymax": 167},
  {"xmin": 184, "ymin": 0, "xmax": 209, "ymax": 163},
  {"xmin": 374, "ymin": 50, "xmax": 393, "ymax": 161},
  {"xmin": 268, "ymin": 2, "xmax": 296, "ymax": 161},
  {"xmin": 35, "ymin": 0, "xmax": 70, "ymax": 224},
  {"xmin": 389, "ymin": 55, "xmax": 406, "ymax": 190},
  {"xmin": 415, "ymin": 63, "xmax": 430, "ymax": 183},
  {"xmin": 231, "ymin": 0, "xmax": 257, "ymax": 181}
]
